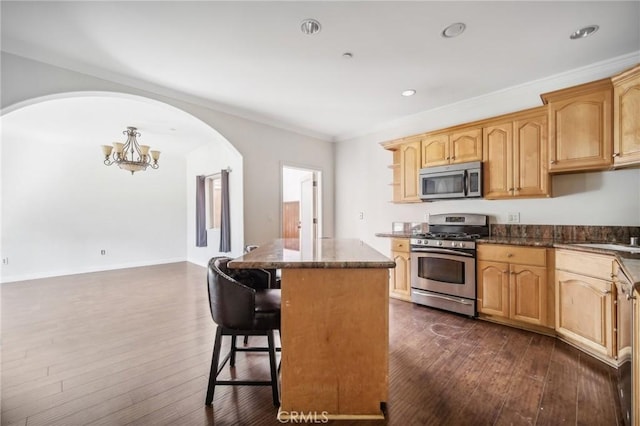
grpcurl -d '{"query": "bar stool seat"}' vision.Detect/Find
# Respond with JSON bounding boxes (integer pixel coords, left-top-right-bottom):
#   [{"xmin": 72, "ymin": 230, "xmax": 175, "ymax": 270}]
[{"xmin": 205, "ymin": 256, "xmax": 281, "ymax": 407}]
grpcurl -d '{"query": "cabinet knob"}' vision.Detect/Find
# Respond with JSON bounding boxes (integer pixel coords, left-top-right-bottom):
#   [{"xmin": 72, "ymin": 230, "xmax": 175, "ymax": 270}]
[
  {"xmin": 550, "ymin": 160, "xmax": 557, "ymax": 164},
  {"xmin": 507, "ymin": 253, "xmax": 513, "ymax": 258},
  {"xmin": 446, "ymin": 156, "xmax": 450, "ymax": 160},
  {"xmin": 451, "ymin": 156, "xmax": 456, "ymax": 160},
  {"xmin": 502, "ymin": 270, "xmax": 509, "ymax": 274},
  {"xmin": 509, "ymin": 188, "xmax": 514, "ymax": 192},
  {"xmin": 613, "ymin": 153, "xmax": 620, "ymax": 158},
  {"xmin": 516, "ymin": 187, "xmax": 521, "ymax": 191}
]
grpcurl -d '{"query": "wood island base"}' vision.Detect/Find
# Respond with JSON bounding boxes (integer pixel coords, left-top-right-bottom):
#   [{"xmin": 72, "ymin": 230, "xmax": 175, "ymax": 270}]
[{"xmin": 279, "ymin": 268, "xmax": 389, "ymax": 418}]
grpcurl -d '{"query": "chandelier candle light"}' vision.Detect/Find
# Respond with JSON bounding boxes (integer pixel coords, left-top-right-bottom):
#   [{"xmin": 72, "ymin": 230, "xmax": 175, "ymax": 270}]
[{"xmin": 101, "ymin": 126, "xmax": 160, "ymax": 174}]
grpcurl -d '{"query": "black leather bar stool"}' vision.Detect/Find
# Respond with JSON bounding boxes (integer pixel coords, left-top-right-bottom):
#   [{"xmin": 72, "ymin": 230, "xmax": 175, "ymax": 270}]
[{"xmin": 205, "ymin": 256, "xmax": 281, "ymax": 407}]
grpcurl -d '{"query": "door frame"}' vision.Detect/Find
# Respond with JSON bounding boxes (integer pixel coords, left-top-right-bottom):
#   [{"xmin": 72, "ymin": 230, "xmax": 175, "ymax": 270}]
[{"xmin": 280, "ymin": 163, "xmax": 322, "ymax": 244}]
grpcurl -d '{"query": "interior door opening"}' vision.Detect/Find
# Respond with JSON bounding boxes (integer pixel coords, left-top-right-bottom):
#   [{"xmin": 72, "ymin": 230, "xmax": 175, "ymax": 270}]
[{"xmin": 281, "ymin": 166, "xmax": 322, "ymax": 250}]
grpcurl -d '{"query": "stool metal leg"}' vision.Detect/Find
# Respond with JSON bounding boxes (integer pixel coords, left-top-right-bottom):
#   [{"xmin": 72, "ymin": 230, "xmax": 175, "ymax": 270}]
[
  {"xmin": 230, "ymin": 334, "xmax": 237, "ymax": 367},
  {"xmin": 267, "ymin": 330, "xmax": 280, "ymax": 406},
  {"xmin": 205, "ymin": 326, "xmax": 224, "ymax": 405}
]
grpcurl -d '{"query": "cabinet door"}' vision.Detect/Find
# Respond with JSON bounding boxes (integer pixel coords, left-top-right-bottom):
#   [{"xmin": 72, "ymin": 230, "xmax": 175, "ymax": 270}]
[
  {"xmin": 399, "ymin": 141, "xmax": 421, "ymax": 201},
  {"xmin": 510, "ymin": 264, "xmax": 547, "ymax": 326},
  {"xmin": 548, "ymin": 85, "xmax": 613, "ymax": 172},
  {"xmin": 483, "ymin": 122, "xmax": 513, "ymax": 199},
  {"xmin": 421, "ymin": 134, "xmax": 449, "ymax": 167},
  {"xmin": 477, "ymin": 260, "xmax": 509, "ymax": 318},
  {"xmin": 450, "ymin": 127, "xmax": 482, "ymax": 164},
  {"xmin": 613, "ymin": 66, "xmax": 640, "ymax": 167},
  {"xmin": 513, "ymin": 113, "xmax": 549, "ymax": 198},
  {"xmin": 390, "ymin": 251, "xmax": 411, "ymax": 301},
  {"xmin": 556, "ymin": 270, "xmax": 614, "ymax": 358}
]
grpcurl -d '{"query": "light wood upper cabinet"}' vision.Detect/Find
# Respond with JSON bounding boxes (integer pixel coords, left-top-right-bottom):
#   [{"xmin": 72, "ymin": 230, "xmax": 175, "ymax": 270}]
[
  {"xmin": 611, "ymin": 64, "xmax": 640, "ymax": 167},
  {"xmin": 399, "ymin": 138, "xmax": 421, "ymax": 202},
  {"xmin": 421, "ymin": 126, "xmax": 482, "ymax": 167},
  {"xmin": 421, "ymin": 133, "xmax": 449, "ymax": 167},
  {"xmin": 483, "ymin": 108, "xmax": 550, "ymax": 199},
  {"xmin": 382, "ymin": 137, "xmax": 422, "ymax": 203},
  {"xmin": 389, "ymin": 238, "xmax": 411, "ymax": 302},
  {"xmin": 541, "ymin": 78, "xmax": 613, "ymax": 173},
  {"xmin": 477, "ymin": 244, "xmax": 551, "ymax": 327}
]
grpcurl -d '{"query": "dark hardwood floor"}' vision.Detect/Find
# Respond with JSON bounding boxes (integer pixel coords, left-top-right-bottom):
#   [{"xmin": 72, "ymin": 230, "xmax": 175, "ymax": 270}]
[{"xmin": 1, "ymin": 262, "xmax": 623, "ymax": 425}]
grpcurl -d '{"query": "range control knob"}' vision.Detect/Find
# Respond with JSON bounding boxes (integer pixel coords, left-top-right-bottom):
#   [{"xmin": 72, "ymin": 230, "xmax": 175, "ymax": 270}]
[
  {"xmin": 458, "ymin": 242, "xmax": 465, "ymax": 248},
  {"xmin": 437, "ymin": 241, "xmax": 443, "ymax": 246}
]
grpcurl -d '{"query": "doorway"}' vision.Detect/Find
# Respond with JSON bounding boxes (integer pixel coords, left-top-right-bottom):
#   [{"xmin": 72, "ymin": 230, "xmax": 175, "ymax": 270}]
[{"xmin": 281, "ymin": 166, "xmax": 322, "ymax": 250}]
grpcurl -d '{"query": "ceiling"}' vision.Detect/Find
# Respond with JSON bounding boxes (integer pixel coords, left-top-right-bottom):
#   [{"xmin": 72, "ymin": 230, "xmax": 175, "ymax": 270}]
[{"xmin": 2, "ymin": 1, "xmax": 640, "ymax": 142}]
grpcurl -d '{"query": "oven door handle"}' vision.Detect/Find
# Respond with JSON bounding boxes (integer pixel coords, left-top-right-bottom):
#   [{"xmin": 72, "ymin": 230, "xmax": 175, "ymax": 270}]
[
  {"xmin": 412, "ymin": 289, "xmax": 474, "ymax": 306},
  {"xmin": 411, "ymin": 248, "xmax": 474, "ymax": 257}
]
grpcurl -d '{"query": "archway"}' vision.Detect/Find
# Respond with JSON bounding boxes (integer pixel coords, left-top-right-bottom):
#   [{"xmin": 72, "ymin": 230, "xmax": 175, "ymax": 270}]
[{"xmin": 0, "ymin": 92, "xmax": 244, "ymax": 282}]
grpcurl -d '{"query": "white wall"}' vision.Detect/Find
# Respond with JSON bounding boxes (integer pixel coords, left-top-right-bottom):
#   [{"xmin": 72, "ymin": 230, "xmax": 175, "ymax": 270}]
[
  {"xmin": 186, "ymin": 143, "xmax": 244, "ymax": 267},
  {"xmin": 0, "ymin": 53, "xmax": 335, "ymax": 276},
  {"xmin": 1, "ymin": 129, "xmax": 187, "ymax": 282},
  {"xmin": 335, "ymin": 54, "xmax": 640, "ymax": 256}
]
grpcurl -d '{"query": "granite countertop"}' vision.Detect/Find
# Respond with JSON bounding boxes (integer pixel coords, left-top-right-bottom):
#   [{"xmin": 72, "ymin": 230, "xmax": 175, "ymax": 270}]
[
  {"xmin": 228, "ymin": 238, "xmax": 396, "ymax": 269},
  {"xmin": 375, "ymin": 232, "xmax": 414, "ymax": 239}
]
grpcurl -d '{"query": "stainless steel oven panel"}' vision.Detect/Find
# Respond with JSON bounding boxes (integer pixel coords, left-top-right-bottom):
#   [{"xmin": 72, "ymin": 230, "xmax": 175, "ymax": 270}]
[
  {"xmin": 411, "ymin": 289, "xmax": 476, "ymax": 317},
  {"xmin": 410, "ymin": 251, "xmax": 476, "ymax": 300}
]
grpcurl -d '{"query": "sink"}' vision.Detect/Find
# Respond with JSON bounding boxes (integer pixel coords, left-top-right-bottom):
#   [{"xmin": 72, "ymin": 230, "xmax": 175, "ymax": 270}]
[{"xmin": 572, "ymin": 243, "xmax": 640, "ymax": 254}]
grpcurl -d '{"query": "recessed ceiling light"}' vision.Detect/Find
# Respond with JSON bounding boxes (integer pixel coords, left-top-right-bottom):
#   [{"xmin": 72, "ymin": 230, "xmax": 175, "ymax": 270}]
[
  {"xmin": 301, "ymin": 19, "xmax": 321, "ymax": 35},
  {"xmin": 441, "ymin": 22, "xmax": 466, "ymax": 38},
  {"xmin": 402, "ymin": 89, "xmax": 416, "ymax": 97},
  {"xmin": 342, "ymin": 52, "xmax": 353, "ymax": 59},
  {"xmin": 570, "ymin": 25, "xmax": 599, "ymax": 39}
]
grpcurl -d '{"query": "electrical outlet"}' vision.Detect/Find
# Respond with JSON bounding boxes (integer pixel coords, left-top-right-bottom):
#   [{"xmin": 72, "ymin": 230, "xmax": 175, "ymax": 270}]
[
  {"xmin": 2, "ymin": 257, "xmax": 8, "ymax": 265},
  {"xmin": 507, "ymin": 212, "xmax": 520, "ymax": 223},
  {"xmin": 100, "ymin": 249, "xmax": 106, "ymax": 255},
  {"xmin": 359, "ymin": 212, "xmax": 364, "ymax": 220}
]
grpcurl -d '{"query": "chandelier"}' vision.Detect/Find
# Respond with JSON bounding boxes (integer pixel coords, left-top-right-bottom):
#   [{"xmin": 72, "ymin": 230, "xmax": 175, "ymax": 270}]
[{"xmin": 101, "ymin": 126, "xmax": 160, "ymax": 174}]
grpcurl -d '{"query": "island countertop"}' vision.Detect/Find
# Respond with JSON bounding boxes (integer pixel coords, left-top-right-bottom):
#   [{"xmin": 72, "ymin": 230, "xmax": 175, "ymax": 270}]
[{"xmin": 228, "ymin": 238, "xmax": 396, "ymax": 269}]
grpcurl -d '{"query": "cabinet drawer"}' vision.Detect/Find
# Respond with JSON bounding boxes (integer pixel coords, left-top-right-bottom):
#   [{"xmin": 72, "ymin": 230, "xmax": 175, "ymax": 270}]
[
  {"xmin": 477, "ymin": 244, "xmax": 546, "ymax": 266},
  {"xmin": 556, "ymin": 249, "xmax": 614, "ymax": 280},
  {"xmin": 391, "ymin": 238, "xmax": 410, "ymax": 253}
]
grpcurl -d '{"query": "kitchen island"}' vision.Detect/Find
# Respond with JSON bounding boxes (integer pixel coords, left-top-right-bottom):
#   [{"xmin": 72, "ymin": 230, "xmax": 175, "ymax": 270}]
[{"xmin": 228, "ymin": 238, "xmax": 395, "ymax": 420}]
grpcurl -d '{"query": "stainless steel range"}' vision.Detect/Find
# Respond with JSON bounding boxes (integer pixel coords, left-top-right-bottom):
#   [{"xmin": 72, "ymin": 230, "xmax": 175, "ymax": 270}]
[{"xmin": 410, "ymin": 213, "xmax": 489, "ymax": 317}]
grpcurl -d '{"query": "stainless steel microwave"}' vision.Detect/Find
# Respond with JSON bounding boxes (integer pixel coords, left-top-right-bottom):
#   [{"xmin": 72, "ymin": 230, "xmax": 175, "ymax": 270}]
[{"xmin": 419, "ymin": 161, "xmax": 482, "ymax": 200}]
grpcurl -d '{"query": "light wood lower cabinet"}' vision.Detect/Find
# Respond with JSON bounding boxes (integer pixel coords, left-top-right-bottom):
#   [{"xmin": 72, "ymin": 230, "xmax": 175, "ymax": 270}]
[
  {"xmin": 389, "ymin": 238, "xmax": 411, "ymax": 301},
  {"xmin": 555, "ymin": 270, "xmax": 614, "ymax": 358},
  {"xmin": 477, "ymin": 244, "xmax": 553, "ymax": 328},
  {"xmin": 555, "ymin": 249, "xmax": 617, "ymax": 364}
]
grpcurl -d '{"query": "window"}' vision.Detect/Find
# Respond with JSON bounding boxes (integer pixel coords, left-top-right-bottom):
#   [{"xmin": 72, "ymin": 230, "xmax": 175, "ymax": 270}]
[{"xmin": 205, "ymin": 176, "xmax": 222, "ymax": 229}]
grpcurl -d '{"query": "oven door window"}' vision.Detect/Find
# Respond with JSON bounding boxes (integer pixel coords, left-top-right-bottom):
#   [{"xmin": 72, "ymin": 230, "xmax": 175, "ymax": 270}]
[{"xmin": 417, "ymin": 256, "xmax": 465, "ymax": 284}]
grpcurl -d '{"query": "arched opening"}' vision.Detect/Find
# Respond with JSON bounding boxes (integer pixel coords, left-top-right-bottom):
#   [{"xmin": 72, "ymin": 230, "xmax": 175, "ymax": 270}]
[{"xmin": 1, "ymin": 92, "xmax": 244, "ymax": 283}]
